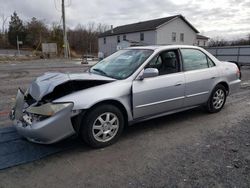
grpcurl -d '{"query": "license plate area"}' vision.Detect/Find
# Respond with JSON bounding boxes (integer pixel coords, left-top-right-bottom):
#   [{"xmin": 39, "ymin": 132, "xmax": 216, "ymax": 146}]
[{"xmin": 22, "ymin": 114, "xmax": 32, "ymax": 125}]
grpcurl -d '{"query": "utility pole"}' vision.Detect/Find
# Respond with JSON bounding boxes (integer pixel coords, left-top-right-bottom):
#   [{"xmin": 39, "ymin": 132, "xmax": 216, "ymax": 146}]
[{"xmin": 62, "ymin": 0, "xmax": 68, "ymax": 58}]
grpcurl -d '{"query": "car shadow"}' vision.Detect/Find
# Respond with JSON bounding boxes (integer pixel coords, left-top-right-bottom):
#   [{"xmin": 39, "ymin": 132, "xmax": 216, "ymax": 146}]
[
  {"xmin": 122, "ymin": 106, "xmax": 209, "ymax": 139},
  {"xmin": 2, "ymin": 106, "xmax": 217, "ymax": 170},
  {"xmin": 63, "ymin": 106, "xmax": 211, "ymax": 153}
]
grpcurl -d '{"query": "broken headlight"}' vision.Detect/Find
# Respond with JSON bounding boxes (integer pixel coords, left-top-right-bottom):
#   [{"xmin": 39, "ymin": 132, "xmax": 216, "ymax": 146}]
[{"xmin": 26, "ymin": 102, "xmax": 73, "ymax": 117}]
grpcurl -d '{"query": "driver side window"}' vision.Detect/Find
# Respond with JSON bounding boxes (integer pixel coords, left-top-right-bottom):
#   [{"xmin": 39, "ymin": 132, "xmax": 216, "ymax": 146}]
[
  {"xmin": 146, "ymin": 55, "xmax": 163, "ymax": 70},
  {"xmin": 146, "ymin": 50, "xmax": 180, "ymax": 75}
]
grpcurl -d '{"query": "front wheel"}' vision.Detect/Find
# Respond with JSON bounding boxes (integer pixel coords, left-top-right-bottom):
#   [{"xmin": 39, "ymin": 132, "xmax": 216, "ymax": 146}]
[
  {"xmin": 80, "ymin": 104, "xmax": 124, "ymax": 148},
  {"xmin": 206, "ymin": 84, "xmax": 227, "ymax": 113}
]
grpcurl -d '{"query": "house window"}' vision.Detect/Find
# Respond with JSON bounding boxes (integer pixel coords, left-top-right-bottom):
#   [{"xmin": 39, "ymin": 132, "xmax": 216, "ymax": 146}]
[
  {"xmin": 140, "ymin": 33, "xmax": 144, "ymax": 41},
  {"xmin": 103, "ymin": 37, "xmax": 106, "ymax": 44},
  {"xmin": 197, "ymin": 40, "xmax": 200, "ymax": 46},
  {"xmin": 123, "ymin": 35, "xmax": 126, "ymax": 41},
  {"xmin": 180, "ymin": 33, "xmax": 184, "ymax": 42},
  {"xmin": 117, "ymin": 36, "xmax": 120, "ymax": 43},
  {"xmin": 172, "ymin": 32, "xmax": 176, "ymax": 42},
  {"xmin": 203, "ymin": 41, "xmax": 206, "ymax": 46}
]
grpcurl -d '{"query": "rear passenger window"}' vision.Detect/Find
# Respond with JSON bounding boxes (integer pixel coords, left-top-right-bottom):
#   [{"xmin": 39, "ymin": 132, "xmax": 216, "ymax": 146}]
[{"xmin": 181, "ymin": 49, "xmax": 210, "ymax": 71}]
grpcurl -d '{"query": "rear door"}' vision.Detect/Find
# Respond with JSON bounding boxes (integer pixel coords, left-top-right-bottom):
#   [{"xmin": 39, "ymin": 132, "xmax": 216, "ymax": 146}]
[
  {"xmin": 132, "ymin": 49, "xmax": 185, "ymax": 119},
  {"xmin": 180, "ymin": 48, "xmax": 219, "ymax": 107}
]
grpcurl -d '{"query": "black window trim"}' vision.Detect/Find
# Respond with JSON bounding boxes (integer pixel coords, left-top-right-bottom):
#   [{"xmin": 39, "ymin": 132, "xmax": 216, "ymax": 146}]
[
  {"xmin": 179, "ymin": 48, "xmax": 216, "ymax": 72},
  {"xmin": 206, "ymin": 56, "xmax": 216, "ymax": 67}
]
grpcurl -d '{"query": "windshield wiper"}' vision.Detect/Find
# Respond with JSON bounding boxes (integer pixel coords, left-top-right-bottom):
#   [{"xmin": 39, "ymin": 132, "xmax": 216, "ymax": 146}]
[{"xmin": 92, "ymin": 68, "xmax": 108, "ymax": 77}]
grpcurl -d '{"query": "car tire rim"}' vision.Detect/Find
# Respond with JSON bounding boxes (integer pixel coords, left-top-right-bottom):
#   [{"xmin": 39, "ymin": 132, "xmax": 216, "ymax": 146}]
[
  {"xmin": 212, "ymin": 89, "xmax": 225, "ymax": 109},
  {"xmin": 92, "ymin": 112, "xmax": 119, "ymax": 143}
]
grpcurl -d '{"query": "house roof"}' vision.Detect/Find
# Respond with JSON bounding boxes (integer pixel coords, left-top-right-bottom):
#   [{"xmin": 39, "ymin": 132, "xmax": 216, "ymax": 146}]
[
  {"xmin": 99, "ymin": 15, "xmax": 199, "ymax": 38},
  {"xmin": 197, "ymin": 34, "xmax": 210, "ymax": 40}
]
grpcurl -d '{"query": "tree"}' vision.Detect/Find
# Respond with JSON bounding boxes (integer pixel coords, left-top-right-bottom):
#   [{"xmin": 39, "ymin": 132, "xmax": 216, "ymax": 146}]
[
  {"xmin": 1, "ymin": 14, "xmax": 8, "ymax": 34},
  {"xmin": 208, "ymin": 37, "xmax": 229, "ymax": 47},
  {"xmin": 8, "ymin": 11, "xmax": 26, "ymax": 46},
  {"xmin": 0, "ymin": 14, "xmax": 9, "ymax": 48},
  {"xmin": 49, "ymin": 23, "xmax": 63, "ymax": 54},
  {"xmin": 26, "ymin": 17, "xmax": 49, "ymax": 49},
  {"xmin": 96, "ymin": 23, "xmax": 109, "ymax": 33},
  {"xmin": 67, "ymin": 22, "xmax": 108, "ymax": 55}
]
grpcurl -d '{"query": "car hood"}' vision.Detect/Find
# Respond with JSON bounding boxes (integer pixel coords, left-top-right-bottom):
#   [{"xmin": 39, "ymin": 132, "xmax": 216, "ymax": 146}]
[{"xmin": 28, "ymin": 72, "xmax": 116, "ymax": 101}]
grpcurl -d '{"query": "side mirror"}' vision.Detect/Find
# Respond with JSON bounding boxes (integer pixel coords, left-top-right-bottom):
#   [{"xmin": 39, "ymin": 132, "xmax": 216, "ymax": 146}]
[{"xmin": 140, "ymin": 68, "xmax": 159, "ymax": 80}]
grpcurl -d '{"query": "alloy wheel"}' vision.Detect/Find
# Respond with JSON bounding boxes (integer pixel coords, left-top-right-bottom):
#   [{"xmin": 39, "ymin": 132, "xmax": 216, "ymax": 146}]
[
  {"xmin": 92, "ymin": 112, "xmax": 119, "ymax": 142},
  {"xmin": 212, "ymin": 89, "xmax": 225, "ymax": 109}
]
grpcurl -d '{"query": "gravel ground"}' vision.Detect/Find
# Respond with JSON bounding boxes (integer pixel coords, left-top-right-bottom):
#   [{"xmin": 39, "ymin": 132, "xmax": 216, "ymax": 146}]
[
  {"xmin": 0, "ymin": 60, "xmax": 249, "ymax": 188},
  {"xmin": 145, "ymin": 118, "xmax": 250, "ymax": 188}
]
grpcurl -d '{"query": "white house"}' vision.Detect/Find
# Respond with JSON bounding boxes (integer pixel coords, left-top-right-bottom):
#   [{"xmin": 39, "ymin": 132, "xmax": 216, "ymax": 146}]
[
  {"xmin": 196, "ymin": 34, "xmax": 210, "ymax": 47},
  {"xmin": 98, "ymin": 15, "xmax": 208, "ymax": 56}
]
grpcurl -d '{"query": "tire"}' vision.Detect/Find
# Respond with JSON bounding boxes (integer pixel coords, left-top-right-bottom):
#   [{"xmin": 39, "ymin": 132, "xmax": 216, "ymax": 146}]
[
  {"xmin": 80, "ymin": 104, "xmax": 124, "ymax": 148},
  {"xmin": 206, "ymin": 84, "xmax": 227, "ymax": 113}
]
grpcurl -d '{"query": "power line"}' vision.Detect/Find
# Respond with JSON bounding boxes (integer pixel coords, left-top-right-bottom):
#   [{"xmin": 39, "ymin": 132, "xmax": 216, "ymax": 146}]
[{"xmin": 54, "ymin": 0, "xmax": 70, "ymax": 58}]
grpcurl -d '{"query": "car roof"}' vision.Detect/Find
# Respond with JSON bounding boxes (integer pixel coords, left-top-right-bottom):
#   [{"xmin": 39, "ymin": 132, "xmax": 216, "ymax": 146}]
[{"xmin": 128, "ymin": 45, "xmax": 203, "ymax": 51}]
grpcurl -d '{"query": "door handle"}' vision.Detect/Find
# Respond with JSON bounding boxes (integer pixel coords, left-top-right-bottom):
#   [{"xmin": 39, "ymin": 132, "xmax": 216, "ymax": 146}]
[
  {"xmin": 174, "ymin": 83, "xmax": 182, "ymax": 86},
  {"xmin": 211, "ymin": 77, "xmax": 216, "ymax": 79}
]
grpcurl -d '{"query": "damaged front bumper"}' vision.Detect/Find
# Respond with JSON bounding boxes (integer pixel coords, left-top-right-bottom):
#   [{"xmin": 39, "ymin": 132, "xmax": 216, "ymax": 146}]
[{"xmin": 10, "ymin": 89, "xmax": 76, "ymax": 144}]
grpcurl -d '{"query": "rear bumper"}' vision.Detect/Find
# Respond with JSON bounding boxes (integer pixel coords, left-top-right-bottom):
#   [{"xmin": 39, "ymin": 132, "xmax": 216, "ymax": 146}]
[
  {"xmin": 229, "ymin": 79, "xmax": 241, "ymax": 95},
  {"xmin": 12, "ymin": 89, "xmax": 76, "ymax": 144}
]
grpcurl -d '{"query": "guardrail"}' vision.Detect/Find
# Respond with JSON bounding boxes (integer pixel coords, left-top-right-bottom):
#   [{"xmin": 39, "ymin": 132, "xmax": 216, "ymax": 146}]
[{"xmin": 204, "ymin": 45, "xmax": 250, "ymax": 66}]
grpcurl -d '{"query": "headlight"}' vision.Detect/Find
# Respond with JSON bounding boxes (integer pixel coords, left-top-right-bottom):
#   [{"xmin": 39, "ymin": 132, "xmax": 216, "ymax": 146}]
[{"xmin": 26, "ymin": 103, "xmax": 73, "ymax": 116}]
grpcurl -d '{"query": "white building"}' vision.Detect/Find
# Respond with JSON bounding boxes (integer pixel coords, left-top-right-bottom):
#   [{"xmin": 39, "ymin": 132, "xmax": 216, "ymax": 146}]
[
  {"xmin": 98, "ymin": 15, "xmax": 209, "ymax": 56},
  {"xmin": 196, "ymin": 34, "xmax": 210, "ymax": 47}
]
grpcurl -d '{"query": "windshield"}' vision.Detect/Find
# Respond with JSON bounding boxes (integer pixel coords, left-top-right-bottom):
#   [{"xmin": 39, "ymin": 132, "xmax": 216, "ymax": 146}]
[{"xmin": 90, "ymin": 49, "xmax": 153, "ymax": 79}]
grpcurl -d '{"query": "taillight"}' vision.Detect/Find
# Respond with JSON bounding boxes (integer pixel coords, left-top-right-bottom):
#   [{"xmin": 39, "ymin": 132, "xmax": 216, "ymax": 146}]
[{"xmin": 236, "ymin": 67, "xmax": 241, "ymax": 79}]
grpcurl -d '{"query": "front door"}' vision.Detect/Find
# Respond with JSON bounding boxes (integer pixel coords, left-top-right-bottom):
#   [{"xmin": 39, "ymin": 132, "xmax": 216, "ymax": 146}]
[{"xmin": 132, "ymin": 50, "xmax": 185, "ymax": 119}]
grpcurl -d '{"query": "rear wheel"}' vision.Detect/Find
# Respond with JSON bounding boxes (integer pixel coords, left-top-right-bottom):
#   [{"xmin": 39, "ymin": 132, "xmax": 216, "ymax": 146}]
[
  {"xmin": 206, "ymin": 84, "xmax": 227, "ymax": 113},
  {"xmin": 81, "ymin": 104, "xmax": 124, "ymax": 148}
]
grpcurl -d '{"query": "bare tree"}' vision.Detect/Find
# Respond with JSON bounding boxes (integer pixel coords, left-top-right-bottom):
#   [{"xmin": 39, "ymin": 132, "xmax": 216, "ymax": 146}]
[
  {"xmin": 209, "ymin": 35, "xmax": 250, "ymax": 47},
  {"xmin": 208, "ymin": 37, "xmax": 230, "ymax": 47},
  {"xmin": 1, "ymin": 14, "xmax": 8, "ymax": 34},
  {"xmin": 68, "ymin": 22, "xmax": 108, "ymax": 55},
  {"xmin": 97, "ymin": 23, "xmax": 109, "ymax": 33},
  {"xmin": 0, "ymin": 14, "xmax": 9, "ymax": 48}
]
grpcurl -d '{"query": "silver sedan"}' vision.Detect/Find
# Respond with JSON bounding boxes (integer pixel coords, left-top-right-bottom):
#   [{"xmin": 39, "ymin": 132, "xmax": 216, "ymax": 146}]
[{"xmin": 10, "ymin": 45, "xmax": 241, "ymax": 148}]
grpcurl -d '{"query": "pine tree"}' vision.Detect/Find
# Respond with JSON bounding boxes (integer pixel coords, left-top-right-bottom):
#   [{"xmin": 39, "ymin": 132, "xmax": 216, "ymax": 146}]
[
  {"xmin": 26, "ymin": 17, "xmax": 49, "ymax": 49},
  {"xmin": 8, "ymin": 11, "xmax": 26, "ymax": 46}
]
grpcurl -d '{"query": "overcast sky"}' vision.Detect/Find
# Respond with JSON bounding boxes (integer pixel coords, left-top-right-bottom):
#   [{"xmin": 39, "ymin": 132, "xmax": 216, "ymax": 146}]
[{"xmin": 0, "ymin": 0, "xmax": 249, "ymax": 40}]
